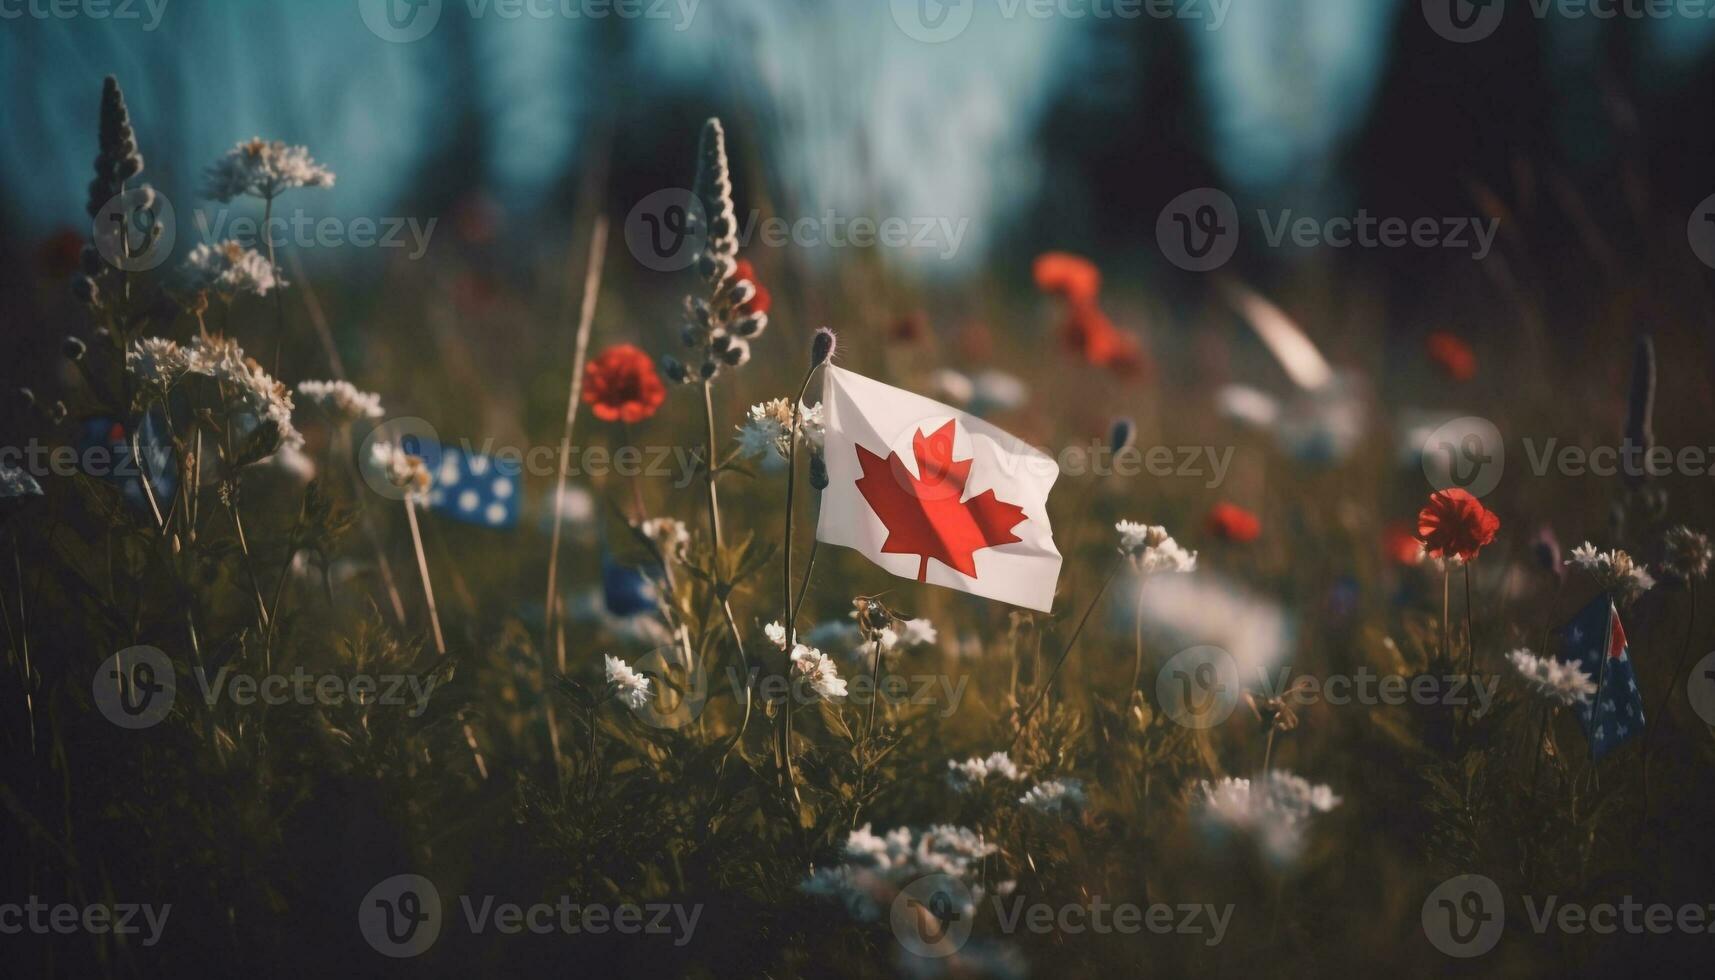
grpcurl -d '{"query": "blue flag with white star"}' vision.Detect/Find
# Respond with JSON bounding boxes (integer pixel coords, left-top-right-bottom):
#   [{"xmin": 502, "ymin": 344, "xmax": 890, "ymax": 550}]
[
  {"xmin": 1561, "ymin": 594, "xmax": 1644, "ymax": 762},
  {"xmin": 422, "ymin": 441, "xmax": 520, "ymax": 529}
]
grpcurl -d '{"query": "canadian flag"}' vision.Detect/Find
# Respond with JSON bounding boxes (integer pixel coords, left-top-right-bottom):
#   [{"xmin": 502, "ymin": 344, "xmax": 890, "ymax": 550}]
[{"xmin": 816, "ymin": 365, "xmax": 1062, "ymax": 612}]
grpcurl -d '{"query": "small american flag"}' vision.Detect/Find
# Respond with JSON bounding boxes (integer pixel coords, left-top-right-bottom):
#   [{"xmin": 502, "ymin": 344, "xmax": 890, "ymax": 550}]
[
  {"xmin": 422, "ymin": 441, "xmax": 521, "ymax": 529},
  {"xmin": 1562, "ymin": 593, "xmax": 1644, "ymax": 762}
]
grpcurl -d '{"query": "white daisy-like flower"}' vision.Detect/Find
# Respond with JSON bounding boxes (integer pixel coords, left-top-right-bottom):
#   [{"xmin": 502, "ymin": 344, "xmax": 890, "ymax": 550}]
[
  {"xmin": 1116, "ymin": 521, "xmax": 1198, "ymax": 574},
  {"xmin": 764, "ymin": 621, "xmax": 788, "ymax": 650},
  {"xmin": 946, "ymin": 752, "xmax": 1024, "ymax": 792},
  {"xmin": 1019, "ymin": 778, "xmax": 1088, "ymax": 818},
  {"xmin": 1565, "ymin": 542, "xmax": 1656, "ymax": 604},
  {"xmin": 640, "ymin": 517, "xmax": 690, "ymax": 563},
  {"xmin": 790, "ymin": 644, "xmax": 847, "ymax": 701},
  {"xmin": 604, "ymin": 654, "xmax": 653, "ymax": 710},
  {"xmin": 201, "ymin": 138, "xmax": 335, "ymax": 202},
  {"xmin": 1, "ymin": 464, "xmax": 43, "ymax": 498},
  {"xmin": 734, "ymin": 398, "xmax": 824, "ymax": 462},
  {"xmin": 296, "ymin": 380, "xmax": 384, "ymax": 423},
  {"xmin": 181, "ymin": 240, "xmax": 281, "ymax": 296},
  {"xmin": 800, "ymin": 824, "xmax": 995, "ymax": 923},
  {"xmin": 368, "ymin": 439, "xmax": 431, "ymax": 496},
  {"xmin": 126, "ymin": 337, "xmax": 202, "ymax": 394},
  {"xmin": 186, "ymin": 336, "xmax": 303, "ymax": 456},
  {"xmin": 1193, "ymin": 771, "xmax": 1341, "ymax": 863},
  {"xmin": 1507, "ymin": 648, "xmax": 1597, "ymax": 707}
]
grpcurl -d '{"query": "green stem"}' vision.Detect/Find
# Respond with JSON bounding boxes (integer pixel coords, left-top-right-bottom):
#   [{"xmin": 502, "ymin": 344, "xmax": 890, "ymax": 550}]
[{"xmin": 1010, "ymin": 560, "xmax": 1122, "ymax": 750}]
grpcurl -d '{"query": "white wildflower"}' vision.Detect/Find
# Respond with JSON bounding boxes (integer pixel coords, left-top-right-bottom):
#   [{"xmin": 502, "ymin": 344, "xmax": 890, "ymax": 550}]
[
  {"xmin": 1116, "ymin": 521, "xmax": 1198, "ymax": 574},
  {"xmin": 791, "ymin": 644, "xmax": 847, "ymax": 701},
  {"xmin": 764, "ymin": 621, "xmax": 788, "ymax": 650},
  {"xmin": 1565, "ymin": 541, "xmax": 1656, "ymax": 604},
  {"xmin": 1507, "ymin": 648, "xmax": 1596, "ymax": 707},
  {"xmin": 800, "ymin": 824, "xmax": 995, "ymax": 923},
  {"xmin": 604, "ymin": 654, "xmax": 653, "ymax": 710},
  {"xmin": 640, "ymin": 517, "xmax": 690, "ymax": 564},
  {"xmin": 735, "ymin": 398, "xmax": 823, "ymax": 462},
  {"xmin": 899, "ymin": 618, "xmax": 938, "ymax": 648},
  {"xmin": 369, "ymin": 439, "xmax": 431, "ymax": 496},
  {"xmin": 946, "ymin": 752, "xmax": 1024, "ymax": 791},
  {"xmin": 186, "ymin": 336, "xmax": 302, "ymax": 456},
  {"xmin": 202, "ymin": 138, "xmax": 335, "ymax": 202},
  {"xmin": 1193, "ymin": 771, "xmax": 1341, "ymax": 863},
  {"xmin": 125, "ymin": 337, "xmax": 200, "ymax": 394},
  {"xmin": 296, "ymin": 380, "xmax": 384, "ymax": 423},
  {"xmin": 181, "ymin": 240, "xmax": 280, "ymax": 296},
  {"xmin": 1019, "ymin": 778, "xmax": 1087, "ymax": 818}
]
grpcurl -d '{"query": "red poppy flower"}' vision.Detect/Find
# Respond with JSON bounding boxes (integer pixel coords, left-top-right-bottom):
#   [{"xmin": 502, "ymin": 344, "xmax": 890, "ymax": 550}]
[
  {"xmin": 1425, "ymin": 332, "xmax": 1476, "ymax": 382},
  {"xmin": 1058, "ymin": 301, "xmax": 1122, "ymax": 364},
  {"xmin": 733, "ymin": 258, "xmax": 771, "ymax": 316},
  {"xmin": 582, "ymin": 344, "xmax": 666, "ymax": 423},
  {"xmin": 1206, "ymin": 503, "xmax": 1261, "ymax": 542},
  {"xmin": 1416, "ymin": 488, "xmax": 1500, "ymax": 561},
  {"xmin": 1034, "ymin": 252, "xmax": 1102, "ymax": 305}
]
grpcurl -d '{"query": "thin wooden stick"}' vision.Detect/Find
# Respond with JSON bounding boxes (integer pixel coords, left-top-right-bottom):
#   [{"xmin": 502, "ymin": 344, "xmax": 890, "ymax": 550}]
[
  {"xmin": 403, "ymin": 495, "xmax": 445, "ymax": 655},
  {"xmin": 545, "ymin": 216, "xmax": 609, "ymax": 670}
]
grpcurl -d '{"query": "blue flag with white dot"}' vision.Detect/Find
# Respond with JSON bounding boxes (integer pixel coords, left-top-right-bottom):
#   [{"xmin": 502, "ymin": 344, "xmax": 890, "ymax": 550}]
[
  {"xmin": 423, "ymin": 441, "xmax": 520, "ymax": 530},
  {"xmin": 1562, "ymin": 593, "xmax": 1644, "ymax": 762}
]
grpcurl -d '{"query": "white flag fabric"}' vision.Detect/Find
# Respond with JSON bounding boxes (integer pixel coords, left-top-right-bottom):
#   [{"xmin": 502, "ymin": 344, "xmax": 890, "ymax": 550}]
[{"xmin": 815, "ymin": 365, "xmax": 1062, "ymax": 612}]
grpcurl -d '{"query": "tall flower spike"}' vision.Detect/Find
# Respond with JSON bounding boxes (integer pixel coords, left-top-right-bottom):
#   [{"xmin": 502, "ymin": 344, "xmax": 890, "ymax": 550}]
[
  {"xmin": 87, "ymin": 76, "xmax": 144, "ymax": 219},
  {"xmin": 693, "ymin": 118, "xmax": 738, "ymax": 285}
]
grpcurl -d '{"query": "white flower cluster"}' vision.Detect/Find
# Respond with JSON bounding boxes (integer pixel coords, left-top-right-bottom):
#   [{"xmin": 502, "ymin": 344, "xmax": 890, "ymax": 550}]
[
  {"xmin": 640, "ymin": 517, "xmax": 690, "ymax": 564},
  {"xmin": 1566, "ymin": 542, "xmax": 1656, "ymax": 603},
  {"xmin": 186, "ymin": 336, "xmax": 303, "ymax": 455},
  {"xmin": 126, "ymin": 337, "xmax": 201, "ymax": 394},
  {"xmin": 1193, "ymin": 771, "xmax": 1341, "ymax": 863},
  {"xmin": 1507, "ymin": 648, "xmax": 1596, "ymax": 707},
  {"xmin": 296, "ymin": 380, "xmax": 384, "ymax": 424},
  {"xmin": 182, "ymin": 240, "xmax": 280, "ymax": 297},
  {"xmin": 368, "ymin": 439, "xmax": 431, "ymax": 495},
  {"xmin": 604, "ymin": 654, "xmax": 653, "ymax": 710},
  {"xmin": 202, "ymin": 138, "xmax": 335, "ymax": 202},
  {"xmin": 788, "ymin": 616, "xmax": 938, "ymax": 661},
  {"xmin": 946, "ymin": 751, "xmax": 1024, "ymax": 792},
  {"xmin": 1116, "ymin": 521, "xmax": 1197, "ymax": 574},
  {"xmin": 735, "ymin": 398, "xmax": 825, "ymax": 463},
  {"xmin": 801, "ymin": 824, "xmax": 995, "ymax": 922},
  {"xmin": 790, "ymin": 644, "xmax": 848, "ymax": 701},
  {"xmin": 1019, "ymin": 778, "xmax": 1087, "ymax": 819}
]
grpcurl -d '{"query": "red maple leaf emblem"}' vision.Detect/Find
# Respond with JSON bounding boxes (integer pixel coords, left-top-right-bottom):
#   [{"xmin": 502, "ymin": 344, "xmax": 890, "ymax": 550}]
[{"xmin": 854, "ymin": 420, "xmax": 1028, "ymax": 582}]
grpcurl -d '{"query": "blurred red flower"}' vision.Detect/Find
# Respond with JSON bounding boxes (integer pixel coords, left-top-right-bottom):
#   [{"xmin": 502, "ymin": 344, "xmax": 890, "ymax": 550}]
[
  {"xmin": 36, "ymin": 227, "xmax": 83, "ymax": 279},
  {"xmin": 1033, "ymin": 252, "xmax": 1102, "ymax": 305},
  {"xmin": 1382, "ymin": 522, "xmax": 1425, "ymax": 566},
  {"xmin": 1425, "ymin": 332, "xmax": 1476, "ymax": 382},
  {"xmin": 1416, "ymin": 488, "xmax": 1499, "ymax": 561},
  {"xmin": 582, "ymin": 344, "xmax": 666, "ymax": 423},
  {"xmin": 889, "ymin": 311, "xmax": 927, "ymax": 344},
  {"xmin": 733, "ymin": 258, "xmax": 771, "ymax": 316},
  {"xmin": 1206, "ymin": 503, "xmax": 1261, "ymax": 542},
  {"xmin": 1058, "ymin": 302, "xmax": 1122, "ymax": 364}
]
